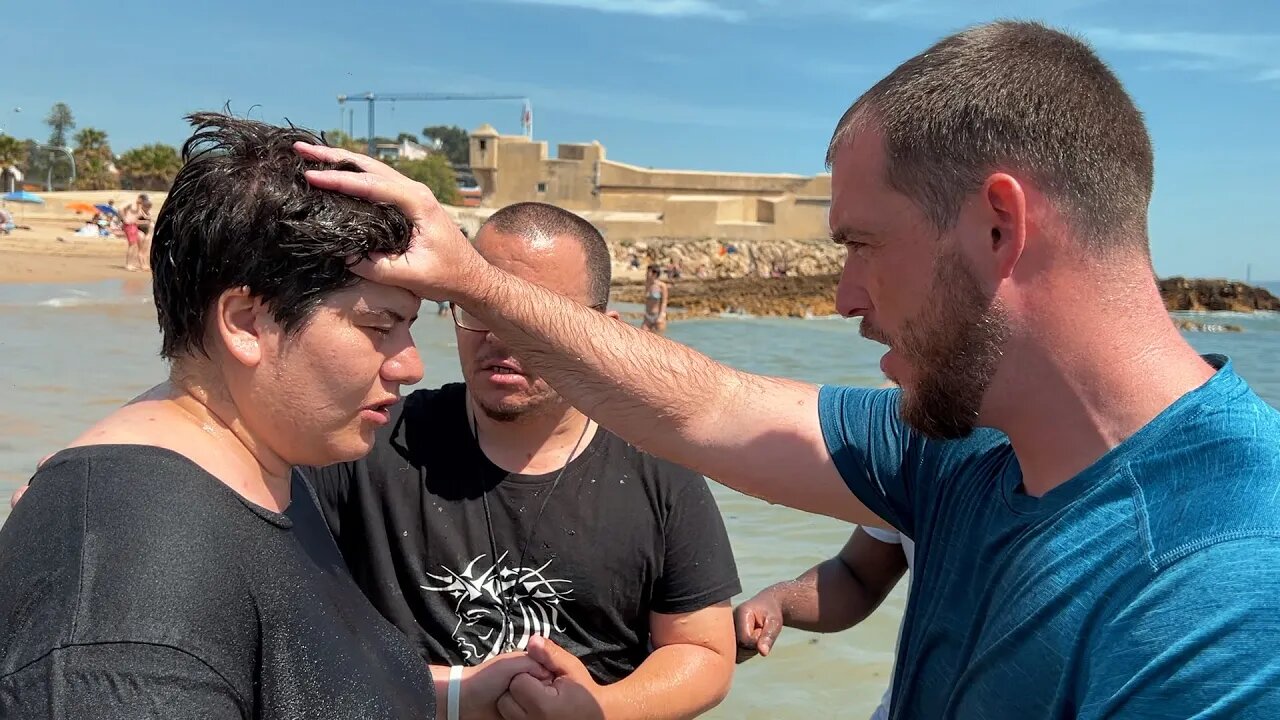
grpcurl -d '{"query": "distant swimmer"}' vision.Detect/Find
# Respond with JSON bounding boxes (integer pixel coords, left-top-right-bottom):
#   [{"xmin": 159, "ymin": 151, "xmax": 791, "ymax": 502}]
[{"xmin": 641, "ymin": 264, "xmax": 669, "ymax": 333}]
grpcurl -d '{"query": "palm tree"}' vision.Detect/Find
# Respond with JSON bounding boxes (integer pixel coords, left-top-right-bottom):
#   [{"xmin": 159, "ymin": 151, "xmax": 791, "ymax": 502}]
[
  {"xmin": 74, "ymin": 128, "xmax": 109, "ymax": 153},
  {"xmin": 0, "ymin": 134, "xmax": 24, "ymax": 169},
  {"xmin": 117, "ymin": 143, "xmax": 183, "ymax": 190},
  {"xmin": 73, "ymin": 128, "xmax": 119, "ymax": 191}
]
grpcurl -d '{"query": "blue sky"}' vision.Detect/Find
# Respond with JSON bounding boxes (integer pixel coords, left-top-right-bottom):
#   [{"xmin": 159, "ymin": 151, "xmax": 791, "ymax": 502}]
[{"xmin": 6, "ymin": 0, "xmax": 1278, "ymax": 279}]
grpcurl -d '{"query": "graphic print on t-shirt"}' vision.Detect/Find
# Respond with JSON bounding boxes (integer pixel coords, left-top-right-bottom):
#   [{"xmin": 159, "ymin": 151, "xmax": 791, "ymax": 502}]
[{"xmin": 422, "ymin": 552, "xmax": 573, "ymax": 662}]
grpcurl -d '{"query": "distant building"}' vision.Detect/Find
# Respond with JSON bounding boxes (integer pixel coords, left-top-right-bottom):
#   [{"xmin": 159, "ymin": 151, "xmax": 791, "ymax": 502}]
[
  {"xmin": 375, "ymin": 138, "xmax": 440, "ymax": 163},
  {"xmin": 454, "ymin": 168, "xmax": 483, "ymax": 208},
  {"xmin": 467, "ymin": 124, "xmax": 830, "ymax": 242},
  {"xmin": 1, "ymin": 165, "xmax": 23, "ymax": 193}
]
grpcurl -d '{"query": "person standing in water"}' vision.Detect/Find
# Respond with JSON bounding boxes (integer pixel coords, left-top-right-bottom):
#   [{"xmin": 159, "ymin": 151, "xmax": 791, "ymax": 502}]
[
  {"xmin": 305, "ymin": 202, "xmax": 739, "ymax": 720},
  {"xmin": 0, "ymin": 113, "xmax": 543, "ymax": 718},
  {"xmin": 641, "ymin": 264, "xmax": 669, "ymax": 333},
  {"xmin": 299, "ymin": 20, "xmax": 1280, "ymax": 716}
]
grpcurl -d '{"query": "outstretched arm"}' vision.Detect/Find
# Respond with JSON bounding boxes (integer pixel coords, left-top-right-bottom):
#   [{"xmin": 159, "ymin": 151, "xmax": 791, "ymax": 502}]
[
  {"xmin": 734, "ymin": 527, "xmax": 908, "ymax": 661},
  {"xmin": 297, "ymin": 143, "xmax": 882, "ymax": 526}
]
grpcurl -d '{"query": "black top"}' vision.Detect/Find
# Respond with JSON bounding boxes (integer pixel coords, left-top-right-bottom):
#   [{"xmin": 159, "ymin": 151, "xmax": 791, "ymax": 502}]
[
  {"xmin": 0, "ymin": 445, "xmax": 436, "ymax": 720},
  {"xmin": 304, "ymin": 384, "xmax": 741, "ymax": 684}
]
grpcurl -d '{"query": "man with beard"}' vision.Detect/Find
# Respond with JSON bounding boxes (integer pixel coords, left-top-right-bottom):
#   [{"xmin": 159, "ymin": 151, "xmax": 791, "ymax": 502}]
[
  {"xmin": 303, "ymin": 202, "xmax": 740, "ymax": 720},
  {"xmin": 299, "ymin": 20, "xmax": 1280, "ymax": 718}
]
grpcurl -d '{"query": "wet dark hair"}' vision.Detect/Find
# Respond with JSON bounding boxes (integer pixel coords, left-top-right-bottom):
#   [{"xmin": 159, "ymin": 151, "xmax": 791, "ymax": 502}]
[
  {"xmin": 152, "ymin": 112, "xmax": 412, "ymax": 360},
  {"xmin": 483, "ymin": 202, "xmax": 611, "ymax": 307}
]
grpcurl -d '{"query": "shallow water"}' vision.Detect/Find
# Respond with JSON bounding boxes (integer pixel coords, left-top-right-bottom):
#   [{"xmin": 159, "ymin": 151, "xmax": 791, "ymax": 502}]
[{"xmin": 2, "ymin": 279, "xmax": 1278, "ymax": 718}]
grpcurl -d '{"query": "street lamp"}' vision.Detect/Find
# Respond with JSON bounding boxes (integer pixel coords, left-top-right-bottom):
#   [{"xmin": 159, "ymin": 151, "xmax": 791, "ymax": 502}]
[{"xmin": 38, "ymin": 144, "xmax": 75, "ymax": 191}]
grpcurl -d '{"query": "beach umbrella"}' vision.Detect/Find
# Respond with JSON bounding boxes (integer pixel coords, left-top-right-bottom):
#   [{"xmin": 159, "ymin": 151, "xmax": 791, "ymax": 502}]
[
  {"xmin": 65, "ymin": 201, "xmax": 98, "ymax": 214},
  {"xmin": 94, "ymin": 203, "xmax": 119, "ymax": 217},
  {"xmin": 2, "ymin": 190, "xmax": 43, "ymax": 204},
  {"xmin": 2, "ymin": 189, "xmax": 43, "ymax": 221}
]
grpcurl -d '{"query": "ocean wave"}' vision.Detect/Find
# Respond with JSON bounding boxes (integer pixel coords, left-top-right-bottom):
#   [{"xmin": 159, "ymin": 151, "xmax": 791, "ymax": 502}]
[
  {"xmin": 16, "ymin": 295, "xmax": 152, "ymax": 310},
  {"xmin": 1171, "ymin": 310, "xmax": 1280, "ymax": 320},
  {"xmin": 37, "ymin": 295, "xmax": 150, "ymax": 309}
]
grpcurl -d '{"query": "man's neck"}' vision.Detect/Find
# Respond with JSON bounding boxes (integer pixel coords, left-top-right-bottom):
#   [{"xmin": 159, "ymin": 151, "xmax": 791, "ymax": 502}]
[
  {"xmin": 467, "ymin": 393, "xmax": 596, "ymax": 475},
  {"xmin": 987, "ymin": 277, "xmax": 1216, "ymax": 497}
]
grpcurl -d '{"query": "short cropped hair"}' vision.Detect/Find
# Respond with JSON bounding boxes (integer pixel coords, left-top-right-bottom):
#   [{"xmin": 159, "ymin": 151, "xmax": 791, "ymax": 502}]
[
  {"xmin": 827, "ymin": 20, "xmax": 1154, "ymax": 251},
  {"xmin": 482, "ymin": 202, "xmax": 611, "ymax": 307},
  {"xmin": 152, "ymin": 112, "xmax": 412, "ymax": 359}
]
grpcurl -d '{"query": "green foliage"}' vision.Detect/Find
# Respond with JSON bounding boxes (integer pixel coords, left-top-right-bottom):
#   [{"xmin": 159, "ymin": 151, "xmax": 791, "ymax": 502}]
[
  {"xmin": 24, "ymin": 140, "xmax": 74, "ymax": 190},
  {"xmin": 117, "ymin": 143, "xmax": 182, "ymax": 190},
  {"xmin": 72, "ymin": 127, "xmax": 120, "ymax": 190},
  {"xmin": 393, "ymin": 154, "xmax": 461, "ymax": 205},
  {"xmin": 422, "ymin": 125, "xmax": 470, "ymax": 166},
  {"xmin": 0, "ymin": 134, "xmax": 24, "ymax": 169},
  {"xmin": 45, "ymin": 102, "xmax": 75, "ymax": 148},
  {"xmin": 323, "ymin": 129, "xmax": 366, "ymax": 152}
]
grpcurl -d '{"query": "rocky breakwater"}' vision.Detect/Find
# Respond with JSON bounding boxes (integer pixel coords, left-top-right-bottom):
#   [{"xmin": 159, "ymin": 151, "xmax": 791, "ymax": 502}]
[
  {"xmin": 613, "ymin": 270, "xmax": 1276, "ymax": 332},
  {"xmin": 1159, "ymin": 277, "xmax": 1280, "ymax": 313},
  {"xmin": 614, "ymin": 274, "xmax": 839, "ymax": 319},
  {"xmin": 612, "ymin": 238, "xmax": 845, "ymax": 280},
  {"xmin": 1161, "ymin": 277, "xmax": 1279, "ymax": 333}
]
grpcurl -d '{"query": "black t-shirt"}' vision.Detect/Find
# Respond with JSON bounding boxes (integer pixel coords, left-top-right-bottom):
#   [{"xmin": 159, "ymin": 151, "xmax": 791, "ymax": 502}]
[
  {"xmin": 304, "ymin": 383, "xmax": 741, "ymax": 684},
  {"xmin": 0, "ymin": 445, "xmax": 436, "ymax": 719}
]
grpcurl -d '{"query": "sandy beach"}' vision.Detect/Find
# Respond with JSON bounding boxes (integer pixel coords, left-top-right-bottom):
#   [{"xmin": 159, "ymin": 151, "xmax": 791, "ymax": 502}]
[
  {"xmin": 0, "ymin": 189, "xmax": 165, "ymax": 284},
  {"xmin": 0, "ymin": 235, "xmax": 140, "ymax": 284}
]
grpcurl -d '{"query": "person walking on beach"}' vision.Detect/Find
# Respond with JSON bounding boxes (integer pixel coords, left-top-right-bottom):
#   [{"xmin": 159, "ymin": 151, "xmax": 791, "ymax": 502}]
[
  {"xmin": 641, "ymin": 264, "xmax": 669, "ymax": 333},
  {"xmin": 0, "ymin": 114, "xmax": 516, "ymax": 718},
  {"xmin": 119, "ymin": 194, "xmax": 146, "ymax": 271},
  {"xmin": 304, "ymin": 201, "xmax": 740, "ymax": 720},
  {"xmin": 734, "ymin": 525, "xmax": 912, "ymax": 720},
  {"xmin": 135, "ymin": 193, "xmax": 154, "ymax": 272},
  {"xmin": 300, "ymin": 19, "xmax": 1280, "ymax": 717}
]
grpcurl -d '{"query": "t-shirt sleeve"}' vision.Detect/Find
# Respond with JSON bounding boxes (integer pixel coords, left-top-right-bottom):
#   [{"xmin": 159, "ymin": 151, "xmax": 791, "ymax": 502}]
[
  {"xmin": 1080, "ymin": 537, "xmax": 1280, "ymax": 718},
  {"xmin": 860, "ymin": 525, "xmax": 903, "ymax": 545},
  {"xmin": 817, "ymin": 385, "xmax": 923, "ymax": 536},
  {"xmin": 652, "ymin": 471, "xmax": 742, "ymax": 615},
  {"xmin": 298, "ymin": 461, "xmax": 356, "ymax": 539},
  {"xmin": 0, "ymin": 642, "xmax": 245, "ymax": 718}
]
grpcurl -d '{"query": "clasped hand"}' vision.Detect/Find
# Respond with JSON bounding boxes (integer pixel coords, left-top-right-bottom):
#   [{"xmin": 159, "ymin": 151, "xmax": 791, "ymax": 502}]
[{"xmin": 461, "ymin": 636, "xmax": 607, "ymax": 720}]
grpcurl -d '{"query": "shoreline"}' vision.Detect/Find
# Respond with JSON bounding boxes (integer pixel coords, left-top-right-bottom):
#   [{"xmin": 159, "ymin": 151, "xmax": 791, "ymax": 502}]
[
  {"xmin": 3, "ymin": 237, "xmax": 1276, "ymax": 328},
  {"xmin": 0, "ymin": 214, "xmax": 141, "ymax": 284}
]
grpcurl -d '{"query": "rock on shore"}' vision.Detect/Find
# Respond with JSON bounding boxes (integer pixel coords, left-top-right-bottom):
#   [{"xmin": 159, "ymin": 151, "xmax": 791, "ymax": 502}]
[
  {"xmin": 614, "ymin": 273, "xmax": 1272, "ymax": 332},
  {"xmin": 1159, "ymin": 277, "xmax": 1280, "ymax": 312}
]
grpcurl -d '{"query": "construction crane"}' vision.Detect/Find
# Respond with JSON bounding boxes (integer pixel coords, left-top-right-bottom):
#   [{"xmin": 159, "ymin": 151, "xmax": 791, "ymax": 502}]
[{"xmin": 336, "ymin": 92, "xmax": 530, "ymax": 157}]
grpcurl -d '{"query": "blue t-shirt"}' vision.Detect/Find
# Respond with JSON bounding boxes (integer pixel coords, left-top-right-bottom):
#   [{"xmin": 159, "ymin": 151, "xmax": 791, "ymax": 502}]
[{"xmin": 819, "ymin": 355, "xmax": 1280, "ymax": 718}]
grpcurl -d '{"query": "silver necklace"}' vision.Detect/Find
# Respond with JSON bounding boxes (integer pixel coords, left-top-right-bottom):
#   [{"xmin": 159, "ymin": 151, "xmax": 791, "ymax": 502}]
[{"xmin": 470, "ymin": 403, "xmax": 591, "ymax": 653}]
